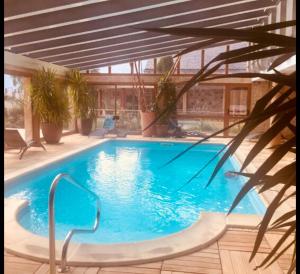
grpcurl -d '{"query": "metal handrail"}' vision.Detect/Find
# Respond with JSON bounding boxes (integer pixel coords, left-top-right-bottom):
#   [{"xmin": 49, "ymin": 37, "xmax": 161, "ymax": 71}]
[{"xmin": 49, "ymin": 173, "xmax": 101, "ymax": 274}]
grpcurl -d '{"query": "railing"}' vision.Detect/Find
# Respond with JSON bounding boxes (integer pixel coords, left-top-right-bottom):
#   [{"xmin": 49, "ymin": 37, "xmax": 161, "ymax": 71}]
[
  {"xmin": 95, "ymin": 108, "xmax": 139, "ymax": 117},
  {"xmin": 49, "ymin": 173, "xmax": 101, "ymax": 274}
]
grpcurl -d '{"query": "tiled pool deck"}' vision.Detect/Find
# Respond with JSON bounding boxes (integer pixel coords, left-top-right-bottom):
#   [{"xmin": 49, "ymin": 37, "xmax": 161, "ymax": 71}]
[
  {"xmin": 5, "ymin": 228, "xmax": 294, "ymax": 274},
  {"xmin": 4, "ymin": 134, "xmax": 295, "ymax": 274}
]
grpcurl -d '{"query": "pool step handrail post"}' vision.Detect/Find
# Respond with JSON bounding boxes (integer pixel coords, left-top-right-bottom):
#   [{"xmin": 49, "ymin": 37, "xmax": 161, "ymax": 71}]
[{"xmin": 48, "ymin": 173, "xmax": 101, "ymax": 274}]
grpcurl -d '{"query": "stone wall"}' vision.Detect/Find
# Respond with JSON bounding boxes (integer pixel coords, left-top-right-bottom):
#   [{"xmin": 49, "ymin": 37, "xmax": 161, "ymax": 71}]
[{"xmin": 186, "ymin": 85, "xmax": 224, "ymax": 114}]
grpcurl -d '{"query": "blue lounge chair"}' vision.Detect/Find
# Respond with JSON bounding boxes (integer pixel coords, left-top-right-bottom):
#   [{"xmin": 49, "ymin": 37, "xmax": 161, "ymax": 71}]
[{"xmin": 89, "ymin": 116, "xmax": 127, "ymax": 138}]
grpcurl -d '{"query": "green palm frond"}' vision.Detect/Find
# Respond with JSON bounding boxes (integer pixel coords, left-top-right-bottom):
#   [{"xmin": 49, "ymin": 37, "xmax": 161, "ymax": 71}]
[
  {"xmin": 65, "ymin": 69, "xmax": 97, "ymax": 119},
  {"xmin": 142, "ymin": 20, "xmax": 296, "ymax": 272},
  {"xmin": 30, "ymin": 67, "xmax": 70, "ymax": 125}
]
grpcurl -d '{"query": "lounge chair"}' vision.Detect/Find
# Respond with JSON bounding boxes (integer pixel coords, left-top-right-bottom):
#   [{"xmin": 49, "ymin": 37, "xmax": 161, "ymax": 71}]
[
  {"xmin": 183, "ymin": 131, "xmax": 208, "ymax": 138},
  {"xmin": 168, "ymin": 118, "xmax": 208, "ymax": 138},
  {"xmin": 168, "ymin": 118, "xmax": 185, "ymax": 138},
  {"xmin": 4, "ymin": 129, "xmax": 46, "ymax": 159},
  {"xmin": 89, "ymin": 116, "xmax": 127, "ymax": 138}
]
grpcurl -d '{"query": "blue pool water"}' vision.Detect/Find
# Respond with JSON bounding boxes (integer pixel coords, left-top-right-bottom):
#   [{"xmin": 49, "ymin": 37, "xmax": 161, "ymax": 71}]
[{"xmin": 5, "ymin": 140, "xmax": 265, "ymax": 243}]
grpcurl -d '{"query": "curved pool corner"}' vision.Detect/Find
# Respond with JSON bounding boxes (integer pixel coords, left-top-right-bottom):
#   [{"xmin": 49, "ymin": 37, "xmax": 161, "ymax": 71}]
[{"xmin": 5, "ymin": 197, "xmax": 228, "ymax": 266}]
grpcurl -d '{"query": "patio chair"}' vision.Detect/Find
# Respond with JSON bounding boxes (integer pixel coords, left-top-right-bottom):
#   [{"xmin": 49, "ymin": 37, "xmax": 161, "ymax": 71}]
[
  {"xmin": 169, "ymin": 119, "xmax": 208, "ymax": 138},
  {"xmin": 89, "ymin": 116, "xmax": 128, "ymax": 138},
  {"xmin": 183, "ymin": 131, "xmax": 207, "ymax": 138},
  {"xmin": 168, "ymin": 118, "xmax": 185, "ymax": 138},
  {"xmin": 4, "ymin": 129, "xmax": 46, "ymax": 159}
]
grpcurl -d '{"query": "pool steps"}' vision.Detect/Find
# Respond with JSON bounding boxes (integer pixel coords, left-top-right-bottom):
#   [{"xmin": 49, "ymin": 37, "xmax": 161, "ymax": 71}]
[{"xmin": 49, "ymin": 173, "xmax": 101, "ymax": 273}]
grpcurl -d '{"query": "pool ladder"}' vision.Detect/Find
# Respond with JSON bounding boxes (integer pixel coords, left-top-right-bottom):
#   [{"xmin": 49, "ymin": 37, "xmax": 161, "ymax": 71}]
[{"xmin": 49, "ymin": 173, "xmax": 101, "ymax": 274}]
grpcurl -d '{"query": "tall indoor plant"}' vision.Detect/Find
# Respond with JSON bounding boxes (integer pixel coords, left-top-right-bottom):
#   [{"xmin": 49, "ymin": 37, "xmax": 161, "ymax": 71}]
[
  {"xmin": 65, "ymin": 69, "xmax": 97, "ymax": 135},
  {"xmin": 154, "ymin": 56, "xmax": 177, "ymax": 137},
  {"xmin": 133, "ymin": 61, "xmax": 156, "ymax": 137},
  {"xmin": 140, "ymin": 105, "xmax": 156, "ymax": 137},
  {"xmin": 154, "ymin": 77, "xmax": 177, "ymax": 137},
  {"xmin": 30, "ymin": 67, "xmax": 70, "ymax": 144}
]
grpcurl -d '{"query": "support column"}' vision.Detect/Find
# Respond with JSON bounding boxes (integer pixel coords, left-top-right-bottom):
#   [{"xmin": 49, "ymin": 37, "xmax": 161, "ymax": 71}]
[
  {"xmin": 275, "ymin": 1, "xmax": 281, "ymax": 35},
  {"xmin": 130, "ymin": 63, "xmax": 134, "ymax": 74},
  {"xmin": 280, "ymin": 0, "xmax": 287, "ymax": 35},
  {"xmin": 250, "ymin": 81, "xmax": 271, "ymax": 135},
  {"xmin": 153, "ymin": 84, "xmax": 158, "ymax": 98},
  {"xmin": 182, "ymin": 93, "xmax": 187, "ymax": 114},
  {"xmin": 23, "ymin": 76, "xmax": 40, "ymax": 142},
  {"xmin": 225, "ymin": 45, "xmax": 230, "ymax": 74},
  {"xmin": 285, "ymin": 0, "xmax": 295, "ymax": 36},
  {"xmin": 201, "ymin": 49, "xmax": 205, "ymax": 69},
  {"xmin": 292, "ymin": 0, "xmax": 296, "ymax": 37},
  {"xmin": 223, "ymin": 85, "xmax": 231, "ymax": 137},
  {"xmin": 246, "ymin": 85, "xmax": 252, "ymax": 116},
  {"xmin": 176, "ymin": 59, "xmax": 180, "ymax": 74},
  {"xmin": 114, "ymin": 85, "xmax": 118, "ymax": 115},
  {"xmin": 98, "ymin": 89, "xmax": 103, "ymax": 109},
  {"xmin": 268, "ymin": 83, "xmax": 285, "ymax": 147},
  {"xmin": 120, "ymin": 88, "xmax": 126, "ymax": 110}
]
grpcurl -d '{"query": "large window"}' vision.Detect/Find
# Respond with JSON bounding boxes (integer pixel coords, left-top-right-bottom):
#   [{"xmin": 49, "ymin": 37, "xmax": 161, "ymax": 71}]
[
  {"xmin": 94, "ymin": 81, "xmax": 251, "ymax": 136},
  {"xmin": 111, "ymin": 63, "xmax": 131, "ymax": 73},
  {"xmin": 186, "ymin": 85, "xmax": 224, "ymax": 115},
  {"xmin": 204, "ymin": 45, "xmax": 226, "ymax": 73},
  {"xmin": 228, "ymin": 43, "xmax": 248, "ymax": 73},
  {"xmin": 141, "ymin": 59, "xmax": 154, "ymax": 74},
  {"xmin": 96, "ymin": 85, "xmax": 142, "ymax": 132},
  {"xmin": 98, "ymin": 66, "xmax": 109, "ymax": 73},
  {"xmin": 226, "ymin": 85, "xmax": 251, "ymax": 137},
  {"xmin": 4, "ymin": 74, "xmax": 24, "ymax": 130},
  {"xmin": 176, "ymin": 83, "xmax": 251, "ymax": 137},
  {"xmin": 180, "ymin": 50, "xmax": 200, "ymax": 74},
  {"xmin": 229, "ymin": 87, "xmax": 248, "ymax": 116}
]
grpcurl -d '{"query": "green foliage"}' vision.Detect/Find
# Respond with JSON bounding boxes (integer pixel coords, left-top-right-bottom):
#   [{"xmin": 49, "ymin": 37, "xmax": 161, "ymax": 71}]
[
  {"xmin": 65, "ymin": 69, "xmax": 97, "ymax": 119},
  {"xmin": 4, "ymin": 77, "xmax": 25, "ymax": 128},
  {"xmin": 157, "ymin": 56, "xmax": 174, "ymax": 74},
  {"xmin": 143, "ymin": 20, "xmax": 296, "ymax": 273},
  {"xmin": 30, "ymin": 67, "xmax": 70, "ymax": 126},
  {"xmin": 4, "ymin": 105, "xmax": 24, "ymax": 128},
  {"xmin": 154, "ymin": 77, "xmax": 177, "ymax": 124},
  {"xmin": 12, "ymin": 76, "xmax": 24, "ymax": 93}
]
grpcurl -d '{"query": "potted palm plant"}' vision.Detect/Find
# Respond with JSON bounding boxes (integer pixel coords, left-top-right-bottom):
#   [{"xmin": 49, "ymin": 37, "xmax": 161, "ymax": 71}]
[
  {"xmin": 30, "ymin": 68, "xmax": 70, "ymax": 144},
  {"xmin": 154, "ymin": 77, "xmax": 177, "ymax": 137},
  {"xmin": 65, "ymin": 69, "xmax": 97, "ymax": 135},
  {"xmin": 139, "ymin": 89, "xmax": 157, "ymax": 137},
  {"xmin": 153, "ymin": 56, "xmax": 177, "ymax": 137},
  {"xmin": 140, "ymin": 108, "xmax": 156, "ymax": 137}
]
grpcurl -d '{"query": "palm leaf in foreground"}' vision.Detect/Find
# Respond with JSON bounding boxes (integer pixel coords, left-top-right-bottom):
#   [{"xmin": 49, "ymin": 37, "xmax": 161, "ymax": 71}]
[{"xmin": 141, "ymin": 20, "xmax": 296, "ymax": 272}]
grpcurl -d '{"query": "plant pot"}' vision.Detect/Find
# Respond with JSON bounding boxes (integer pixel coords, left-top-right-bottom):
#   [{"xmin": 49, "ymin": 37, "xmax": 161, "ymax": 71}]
[
  {"xmin": 41, "ymin": 123, "xmax": 63, "ymax": 144},
  {"xmin": 155, "ymin": 124, "xmax": 169, "ymax": 137},
  {"xmin": 78, "ymin": 118, "xmax": 93, "ymax": 135},
  {"xmin": 140, "ymin": 111, "xmax": 156, "ymax": 137}
]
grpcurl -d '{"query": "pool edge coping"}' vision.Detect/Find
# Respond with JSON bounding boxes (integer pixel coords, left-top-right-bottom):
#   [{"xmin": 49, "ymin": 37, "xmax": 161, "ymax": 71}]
[
  {"xmin": 5, "ymin": 198, "xmax": 264, "ymax": 266},
  {"xmin": 4, "ymin": 137, "xmax": 225, "ymax": 184},
  {"xmin": 4, "ymin": 138, "xmax": 110, "ymax": 183}
]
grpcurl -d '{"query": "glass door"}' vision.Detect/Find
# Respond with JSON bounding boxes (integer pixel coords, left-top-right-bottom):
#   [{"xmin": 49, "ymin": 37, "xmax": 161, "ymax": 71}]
[{"xmin": 224, "ymin": 85, "xmax": 251, "ymax": 136}]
